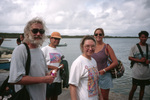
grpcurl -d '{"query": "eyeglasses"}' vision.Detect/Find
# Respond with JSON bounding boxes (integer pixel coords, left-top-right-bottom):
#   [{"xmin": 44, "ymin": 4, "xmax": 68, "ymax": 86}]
[
  {"xmin": 53, "ymin": 38, "xmax": 61, "ymax": 40},
  {"xmin": 31, "ymin": 29, "xmax": 45, "ymax": 34},
  {"xmin": 84, "ymin": 45, "xmax": 95, "ymax": 49},
  {"xmin": 94, "ymin": 34, "xmax": 103, "ymax": 36}
]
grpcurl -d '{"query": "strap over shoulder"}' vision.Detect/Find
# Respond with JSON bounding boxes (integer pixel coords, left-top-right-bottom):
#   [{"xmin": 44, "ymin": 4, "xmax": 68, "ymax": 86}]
[
  {"xmin": 105, "ymin": 44, "xmax": 110, "ymax": 56},
  {"xmin": 136, "ymin": 43, "xmax": 149, "ymax": 67},
  {"xmin": 136, "ymin": 43, "xmax": 148, "ymax": 59},
  {"xmin": 23, "ymin": 43, "xmax": 31, "ymax": 75},
  {"xmin": 146, "ymin": 43, "xmax": 148, "ymax": 59},
  {"xmin": 136, "ymin": 43, "xmax": 144, "ymax": 57}
]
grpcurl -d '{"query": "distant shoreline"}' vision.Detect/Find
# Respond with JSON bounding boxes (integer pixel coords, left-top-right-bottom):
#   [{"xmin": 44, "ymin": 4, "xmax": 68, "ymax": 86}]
[{"xmin": 0, "ymin": 33, "xmax": 140, "ymax": 38}]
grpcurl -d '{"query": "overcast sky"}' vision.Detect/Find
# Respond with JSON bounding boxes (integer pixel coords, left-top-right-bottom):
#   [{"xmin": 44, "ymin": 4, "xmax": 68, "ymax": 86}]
[{"xmin": 0, "ymin": 0, "xmax": 150, "ymax": 36}]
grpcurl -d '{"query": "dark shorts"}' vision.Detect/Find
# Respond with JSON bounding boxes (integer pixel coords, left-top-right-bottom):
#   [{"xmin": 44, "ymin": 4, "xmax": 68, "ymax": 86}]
[
  {"xmin": 132, "ymin": 78, "xmax": 150, "ymax": 86},
  {"xmin": 46, "ymin": 83, "xmax": 62, "ymax": 97}
]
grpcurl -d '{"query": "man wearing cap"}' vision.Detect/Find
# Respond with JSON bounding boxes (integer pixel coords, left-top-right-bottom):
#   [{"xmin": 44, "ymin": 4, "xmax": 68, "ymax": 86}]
[{"xmin": 41, "ymin": 32, "xmax": 64, "ymax": 100}]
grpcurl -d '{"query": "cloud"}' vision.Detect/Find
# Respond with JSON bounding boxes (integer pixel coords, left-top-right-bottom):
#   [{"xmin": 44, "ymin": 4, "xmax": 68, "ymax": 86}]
[{"xmin": 0, "ymin": 0, "xmax": 150, "ymax": 36}]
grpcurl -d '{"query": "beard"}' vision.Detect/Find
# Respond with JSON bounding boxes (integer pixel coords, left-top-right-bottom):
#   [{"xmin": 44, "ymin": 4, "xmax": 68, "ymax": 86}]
[{"xmin": 29, "ymin": 34, "xmax": 45, "ymax": 47}]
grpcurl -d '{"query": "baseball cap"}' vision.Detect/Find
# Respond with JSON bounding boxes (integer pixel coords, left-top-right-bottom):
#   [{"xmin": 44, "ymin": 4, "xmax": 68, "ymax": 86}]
[{"xmin": 51, "ymin": 32, "xmax": 62, "ymax": 39}]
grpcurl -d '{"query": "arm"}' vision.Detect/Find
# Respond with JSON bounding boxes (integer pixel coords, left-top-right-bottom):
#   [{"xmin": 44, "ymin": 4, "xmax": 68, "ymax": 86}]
[
  {"xmin": 100, "ymin": 45, "xmax": 118, "ymax": 75},
  {"xmin": 48, "ymin": 64, "xmax": 64, "ymax": 71},
  {"xmin": 145, "ymin": 59, "xmax": 150, "ymax": 64},
  {"xmin": 128, "ymin": 44, "xmax": 148, "ymax": 65},
  {"xmin": 15, "ymin": 75, "xmax": 55, "ymax": 85},
  {"xmin": 15, "ymin": 67, "xmax": 57, "ymax": 85},
  {"xmin": 129, "ymin": 56, "xmax": 146, "ymax": 63},
  {"xmin": 70, "ymin": 84, "xmax": 77, "ymax": 100},
  {"xmin": 129, "ymin": 56, "xmax": 147, "ymax": 66},
  {"xmin": 47, "ymin": 65, "xmax": 59, "ymax": 70}
]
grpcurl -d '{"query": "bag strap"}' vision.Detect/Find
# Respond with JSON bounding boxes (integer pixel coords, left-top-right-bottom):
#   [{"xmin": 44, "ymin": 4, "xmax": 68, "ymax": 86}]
[
  {"xmin": 23, "ymin": 43, "xmax": 31, "ymax": 75},
  {"xmin": 136, "ymin": 43, "xmax": 148, "ymax": 59},
  {"xmin": 146, "ymin": 43, "xmax": 149, "ymax": 67},
  {"xmin": 136, "ymin": 43, "xmax": 144, "ymax": 57},
  {"xmin": 137, "ymin": 43, "xmax": 149, "ymax": 67},
  {"xmin": 106, "ymin": 44, "xmax": 110, "ymax": 56},
  {"xmin": 146, "ymin": 43, "xmax": 148, "ymax": 59},
  {"xmin": 106, "ymin": 44, "xmax": 112, "ymax": 63}
]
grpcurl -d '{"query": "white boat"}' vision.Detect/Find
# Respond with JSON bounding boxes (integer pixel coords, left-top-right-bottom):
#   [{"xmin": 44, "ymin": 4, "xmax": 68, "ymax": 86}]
[{"xmin": 57, "ymin": 43, "xmax": 67, "ymax": 47}]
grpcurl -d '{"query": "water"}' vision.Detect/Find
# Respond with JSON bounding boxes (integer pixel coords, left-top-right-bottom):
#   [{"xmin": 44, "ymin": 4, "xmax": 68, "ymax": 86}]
[{"xmin": 1, "ymin": 38, "xmax": 150, "ymax": 100}]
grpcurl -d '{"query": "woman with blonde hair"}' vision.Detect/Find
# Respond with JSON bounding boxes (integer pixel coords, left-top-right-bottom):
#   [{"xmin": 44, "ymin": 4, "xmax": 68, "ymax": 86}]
[{"xmin": 92, "ymin": 28, "xmax": 118, "ymax": 100}]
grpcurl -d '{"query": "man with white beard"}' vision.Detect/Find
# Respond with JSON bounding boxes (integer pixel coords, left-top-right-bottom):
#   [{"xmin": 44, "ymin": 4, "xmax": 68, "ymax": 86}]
[{"xmin": 8, "ymin": 17, "xmax": 56, "ymax": 100}]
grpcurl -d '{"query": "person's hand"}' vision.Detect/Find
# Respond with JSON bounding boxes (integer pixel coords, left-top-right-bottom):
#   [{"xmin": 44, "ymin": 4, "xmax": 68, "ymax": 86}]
[
  {"xmin": 99, "ymin": 70, "xmax": 105, "ymax": 75},
  {"xmin": 50, "ymin": 69, "xmax": 57, "ymax": 77},
  {"xmin": 44, "ymin": 75, "xmax": 55, "ymax": 84},
  {"xmin": 45, "ymin": 69, "xmax": 57, "ymax": 84},
  {"xmin": 145, "ymin": 59, "xmax": 149, "ymax": 65},
  {"xmin": 58, "ymin": 64, "xmax": 64, "ymax": 70},
  {"xmin": 140, "ymin": 57, "xmax": 146, "ymax": 63},
  {"xmin": 5, "ymin": 87, "xmax": 9, "ymax": 91},
  {"xmin": 47, "ymin": 69, "xmax": 57, "ymax": 76}
]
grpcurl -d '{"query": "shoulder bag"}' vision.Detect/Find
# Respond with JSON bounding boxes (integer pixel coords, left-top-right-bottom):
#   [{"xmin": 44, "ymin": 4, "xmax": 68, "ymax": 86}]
[
  {"xmin": 9, "ymin": 43, "xmax": 31, "ymax": 100},
  {"xmin": 106, "ymin": 44, "xmax": 125, "ymax": 79}
]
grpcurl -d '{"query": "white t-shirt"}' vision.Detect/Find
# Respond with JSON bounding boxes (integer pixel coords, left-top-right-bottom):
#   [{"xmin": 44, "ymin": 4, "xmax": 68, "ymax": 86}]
[
  {"xmin": 69, "ymin": 55, "xmax": 99, "ymax": 100},
  {"xmin": 41, "ymin": 45, "xmax": 63, "ymax": 82},
  {"xmin": 8, "ymin": 44, "xmax": 48, "ymax": 100},
  {"xmin": 129, "ymin": 44, "xmax": 150, "ymax": 80}
]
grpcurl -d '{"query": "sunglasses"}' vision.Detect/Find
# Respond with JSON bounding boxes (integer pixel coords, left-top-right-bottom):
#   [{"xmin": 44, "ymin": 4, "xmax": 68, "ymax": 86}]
[
  {"xmin": 53, "ymin": 37, "xmax": 61, "ymax": 40},
  {"xmin": 31, "ymin": 29, "xmax": 45, "ymax": 34},
  {"xmin": 94, "ymin": 34, "xmax": 103, "ymax": 36}
]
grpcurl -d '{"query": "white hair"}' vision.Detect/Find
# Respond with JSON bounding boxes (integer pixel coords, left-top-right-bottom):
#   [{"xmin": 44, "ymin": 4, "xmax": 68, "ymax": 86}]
[{"xmin": 23, "ymin": 17, "xmax": 47, "ymax": 47}]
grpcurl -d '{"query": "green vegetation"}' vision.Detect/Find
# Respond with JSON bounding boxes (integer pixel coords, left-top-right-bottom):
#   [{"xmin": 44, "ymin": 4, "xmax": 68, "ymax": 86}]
[
  {"xmin": 0, "ymin": 33, "xmax": 21, "ymax": 38},
  {"xmin": 0, "ymin": 33, "xmax": 139, "ymax": 38}
]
